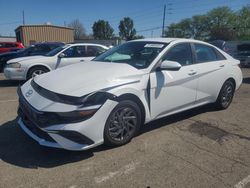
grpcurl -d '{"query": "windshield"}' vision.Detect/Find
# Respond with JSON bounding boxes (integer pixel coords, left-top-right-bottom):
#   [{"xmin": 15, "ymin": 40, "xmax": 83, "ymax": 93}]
[
  {"xmin": 93, "ymin": 41, "xmax": 168, "ymax": 69},
  {"xmin": 45, "ymin": 45, "xmax": 69, "ymax": 56}
]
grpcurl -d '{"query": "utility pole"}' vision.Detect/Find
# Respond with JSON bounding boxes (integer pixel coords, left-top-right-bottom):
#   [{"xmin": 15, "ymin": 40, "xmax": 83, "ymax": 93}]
[
  {"xmin": 22, "ymin": 10, "xmax": 25, "ymax": 25},
  {"xmin": 162, "ymin": 4, "xmax": 166, "ymax": 37}
]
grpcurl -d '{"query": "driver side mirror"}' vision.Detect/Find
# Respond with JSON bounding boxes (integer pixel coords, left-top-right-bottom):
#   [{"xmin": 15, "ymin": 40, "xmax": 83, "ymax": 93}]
[
  {"xmin": 157, "ymin": 60, "xmax": 182, "ymax": 71},
  {"xmin": 58, "ymin": 53, "xmax": 66, "ymax": 58}
]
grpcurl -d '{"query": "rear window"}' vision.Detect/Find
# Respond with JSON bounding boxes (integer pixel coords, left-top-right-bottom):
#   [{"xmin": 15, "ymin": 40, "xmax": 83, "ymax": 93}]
[{"xmin": 194, "ymin": 43, "xmax": 225, "ymax": 63}]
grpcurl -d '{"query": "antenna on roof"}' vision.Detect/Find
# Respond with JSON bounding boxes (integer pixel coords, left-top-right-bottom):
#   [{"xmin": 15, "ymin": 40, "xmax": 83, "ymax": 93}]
[{"xmin": 22, "ymin": 10, "xmax": 25, "ymax": 25}]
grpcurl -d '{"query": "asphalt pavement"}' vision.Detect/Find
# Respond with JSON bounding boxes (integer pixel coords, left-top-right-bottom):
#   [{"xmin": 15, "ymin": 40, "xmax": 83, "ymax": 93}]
[{"xmin": 0, "ymin": 69, "xmax": 250, "ymax": 188}]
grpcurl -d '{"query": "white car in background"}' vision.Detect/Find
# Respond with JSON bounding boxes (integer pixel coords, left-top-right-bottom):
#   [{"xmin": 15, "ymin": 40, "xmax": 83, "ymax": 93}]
[
  {"xmin": 4, "ymin": 43, "xmax": 108, "ymax": 80},
  {"xmin": 17, "ymin": 38, "xmax": 242, "ymax": 151}
]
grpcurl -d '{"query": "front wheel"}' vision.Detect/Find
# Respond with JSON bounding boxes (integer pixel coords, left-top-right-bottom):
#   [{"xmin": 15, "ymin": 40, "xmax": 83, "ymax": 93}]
[
  {"xmin": 215, "ymin": 80, "xmax": 235, "ymax": 110},
  {"xmin": 27, "ymin": 66, "xmax": 49, "ymax": 80},
  {"xmin": 104, "ymin": 100, "xmax": 141, "ymax": 146}
]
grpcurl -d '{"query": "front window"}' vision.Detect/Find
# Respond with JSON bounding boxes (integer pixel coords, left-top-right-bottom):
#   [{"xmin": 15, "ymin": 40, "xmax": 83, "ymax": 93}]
[
  {"xmin": 162, "ymin": 43, "xmax": 193, "ymax": 66},
  {"xmin": 94, "ymin": 41, "xmax": 168, "ymax": 69},
  {"xmin": 45, "ymin": 45, "xmax": 70, "ymax": 57},
  {"xmin": 62, "ymin": 46, "xmax": 86, "ymax": 58}
]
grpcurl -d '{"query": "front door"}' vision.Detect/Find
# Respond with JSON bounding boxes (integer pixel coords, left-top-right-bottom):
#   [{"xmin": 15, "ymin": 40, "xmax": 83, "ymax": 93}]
[
  {"xmin": 150, "ymin": 43, "xmax": 198, "ymax": 119},
  {"xmin": 56, "ymin": 45, "xmax": 86, "ymax": 68}
]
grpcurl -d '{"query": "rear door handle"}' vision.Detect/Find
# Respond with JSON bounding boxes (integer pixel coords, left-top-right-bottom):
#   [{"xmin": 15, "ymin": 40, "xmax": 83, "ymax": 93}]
[
  {"xmin": 219, "ymin": 64, "xmax": 225, "ymax": 67},
  {"xmin": 80, "ymin": 60, "xmax": 84, "ymax": 62},
  {"xmin": 188, "ymin": 70, "xmax": 197, "ymax": 75}
]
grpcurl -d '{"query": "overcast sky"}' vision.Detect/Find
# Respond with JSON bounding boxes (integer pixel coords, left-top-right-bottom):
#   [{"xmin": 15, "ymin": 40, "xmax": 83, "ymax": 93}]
[{"xmin": 0, "ymin": 0, "xmax": 249, "ymax": 37}]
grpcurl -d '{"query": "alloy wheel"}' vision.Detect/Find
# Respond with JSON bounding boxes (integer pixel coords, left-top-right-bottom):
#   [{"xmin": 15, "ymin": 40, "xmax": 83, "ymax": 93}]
[
  {"xmin": 221, "ymin": 82, "xmax": 234, "ymax": 108},
  {"xmin": 32, "ymin": 70, "xmax": 45, "ymax": 77},
  {"xmin": 108, "ymin": 106, "xmax": 137, "ymax": 142}
]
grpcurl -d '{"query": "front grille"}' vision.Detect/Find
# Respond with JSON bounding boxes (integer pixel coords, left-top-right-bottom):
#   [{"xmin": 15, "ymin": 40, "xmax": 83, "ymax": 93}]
[
  {"xmin": 18, "ymin": 107, "xmax": 55, "ymax": 143},
  {"xmin": 17, "ymin": 87, "xmax": 55, "ymax": 143}
]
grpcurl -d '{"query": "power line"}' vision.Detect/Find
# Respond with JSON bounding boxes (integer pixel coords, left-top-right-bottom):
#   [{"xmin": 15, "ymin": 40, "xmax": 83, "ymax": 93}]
[
  {"xmin": 0, "ymin": 21, "xmax": 21, "ymax": 26},
  {"xmin": 137, "ymin": 26, "xmax": 162, "ymax": 33}
]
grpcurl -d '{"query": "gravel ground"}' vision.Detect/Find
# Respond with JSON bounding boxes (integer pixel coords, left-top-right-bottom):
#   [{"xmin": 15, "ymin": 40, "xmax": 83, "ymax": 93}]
[{"xmin": 0, "ymin": 69, "xmax": 250, "ymax": 188}]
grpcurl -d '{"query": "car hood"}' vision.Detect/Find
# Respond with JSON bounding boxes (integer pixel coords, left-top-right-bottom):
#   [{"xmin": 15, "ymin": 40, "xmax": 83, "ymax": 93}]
[
  {"xmin": 7, "ymin": 55, "xmax": 46, "ymax": 63},
  {"xmin": 34, "ymin": 61, "xmax": 146, "ymax": 97}
]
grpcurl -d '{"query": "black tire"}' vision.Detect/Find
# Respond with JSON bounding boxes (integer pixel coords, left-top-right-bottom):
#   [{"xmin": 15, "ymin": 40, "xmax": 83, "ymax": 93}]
[
  {"xmin": 27, "ymin": 66, "xmax": 49, "ymax": 80},
  {"xmin": 215, "ymin": 80, "xmax": 235, "ymax": 110},
  {"xmin": 104, "ymin": 100, "xmax": 142, "ymax": 147}
]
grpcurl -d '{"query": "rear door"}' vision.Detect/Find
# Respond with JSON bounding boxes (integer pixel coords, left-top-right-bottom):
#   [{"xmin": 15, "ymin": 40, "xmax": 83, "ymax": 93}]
[
  {"xmin": 85, "ymin": 45, "xmax": 107, "ymax": 61},
  {"xmin": 150, "ymin": 43, "xmax": 199, "ymax": 119},
  {"xmin": 192, "ymin": 43, "xmax": 228, "ymax": 104}
]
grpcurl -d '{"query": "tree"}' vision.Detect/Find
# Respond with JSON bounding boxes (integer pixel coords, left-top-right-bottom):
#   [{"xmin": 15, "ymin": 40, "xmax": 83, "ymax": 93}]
[
  {"xmin": 92, "ymin": 20, "xmax": 114, "ymax": 39},
  {"xmin": 207, "ymin": 7, "xmax": 236, "ymax": 40},
  {"xmin": 236, "ymin": 6, "xmax": 250, "ymax": 40},
  {"xmin": 133, "ymin": 35, "xmax": 144, "ymax": 39},
  {"xmin": 164, "ymin": 6, "xmax": 248, "ymax": 41},
  {"xmin": 68, "ymin": 19, "xmax": 86, "ymax": 40},
  {"xmin": 119, "ymin": 17, "xmax": 136, "ymax": 40}
]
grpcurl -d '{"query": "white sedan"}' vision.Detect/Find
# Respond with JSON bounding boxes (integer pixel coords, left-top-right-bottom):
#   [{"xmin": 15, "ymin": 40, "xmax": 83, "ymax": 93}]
[
  {"xmin": 17, "ymin": 38, "xmax": 242, "ymax": 150},
  {"xmin": 4, "ymin": 43, "xmax": 108, "ymax": 80}
]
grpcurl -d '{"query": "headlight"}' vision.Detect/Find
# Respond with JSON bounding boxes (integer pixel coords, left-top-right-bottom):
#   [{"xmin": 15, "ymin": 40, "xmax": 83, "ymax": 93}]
[
  {"xmin": 35, "ymin": 92, "xmax": 117, "ymax": 127},
  {"xmin": 7, "ymin": 62, "xmax": 21, "ymax": 68},
  {"xmin": 80, "ymin": 92, "xmax": 116, "ymax": 107}
]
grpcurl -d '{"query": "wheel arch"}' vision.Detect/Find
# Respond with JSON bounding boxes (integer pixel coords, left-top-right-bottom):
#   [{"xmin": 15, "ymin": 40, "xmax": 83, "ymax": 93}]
[
  {"xmin": 225, "ymin": 77, "xmax": 236, "ymax": 90},
  {"xmin": 216, "ymin": 77, "xmax": 236, "ymax": 100},
  {"xmin": 26, "ymin": 64, "xmax": 52, "ymax": 79},
  {"xmin": 116, "ymin": 93, "xmax": 146, "ymax": 125}
]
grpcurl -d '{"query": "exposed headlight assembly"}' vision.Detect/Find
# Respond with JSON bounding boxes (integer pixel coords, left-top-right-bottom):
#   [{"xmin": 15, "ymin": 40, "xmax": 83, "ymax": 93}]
[
  {"xmin": 35, "ymin": 92, "xmax": 117, "ymax": 127},
  {"xmin": 21, "ymin": 82, "xmax": 118, "ymax": 127},
  {"xmin": 31, "ymin": 80, "xmax": 117, "ymax": 105},
  {"xmin": 7, "ymin": 62, "xmax": 21, "ymax": 68}
]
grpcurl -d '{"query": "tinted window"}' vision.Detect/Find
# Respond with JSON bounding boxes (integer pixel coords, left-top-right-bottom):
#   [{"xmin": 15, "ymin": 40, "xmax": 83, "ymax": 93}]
[
  {"xmin": 28, "ymin": 45, "xmax": 50, "ymax": 55},
  {"xmin": 48, "ymin": 44, "xmax": 62, "ymax": 51},
  {"xmin": 63, "ymin": 46, "xmax": 86, "ymax": 57},
  {"xmin": 163, "ymin": 43, "xmax": 193, "ymax": 66},
  {"xmin": 86, "ymin": 46, "xmax": 106, "ymax": 56},
  {"xmin": 194, "ymin": 44, "xmax": 218, "ymax": 63}
]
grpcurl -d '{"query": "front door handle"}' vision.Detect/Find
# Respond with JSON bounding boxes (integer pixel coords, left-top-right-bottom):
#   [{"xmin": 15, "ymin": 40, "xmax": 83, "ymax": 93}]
[
  {"xmin": 188, "ymin": 70, "xmax": 197, "ymax": 75},
  {"xmin": 80, "ymin": 60, "xmax": 84, "ymax": 62},
  {"xmin": 219, "ymin": 64, "xmax": 225, "ymax": 67}
]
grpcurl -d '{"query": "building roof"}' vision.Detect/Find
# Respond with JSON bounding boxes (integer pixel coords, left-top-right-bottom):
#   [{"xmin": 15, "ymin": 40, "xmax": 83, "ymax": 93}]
[{"xmin": 15, "ymin": 24, "xmax": 74, "ymax": 31}]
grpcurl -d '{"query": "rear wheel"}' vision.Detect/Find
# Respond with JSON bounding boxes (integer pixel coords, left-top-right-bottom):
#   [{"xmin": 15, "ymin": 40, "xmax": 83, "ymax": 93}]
[
  {"xmin": 27, "ymin": 66, "xmax": 49, "ymax": 80},
  {"xmin": 215, "ymin": 80, "xmax": 235, "ymax": 110},
  {"xmin": 104, "ymin": 100, "xmax": 141, "ymax": 146}
]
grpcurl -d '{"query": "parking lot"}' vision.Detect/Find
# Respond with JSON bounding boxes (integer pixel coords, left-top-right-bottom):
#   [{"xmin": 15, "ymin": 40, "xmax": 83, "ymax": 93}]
[{"xmin": 0, "ymin": 69, "xmax": 249, "ymax": 188}]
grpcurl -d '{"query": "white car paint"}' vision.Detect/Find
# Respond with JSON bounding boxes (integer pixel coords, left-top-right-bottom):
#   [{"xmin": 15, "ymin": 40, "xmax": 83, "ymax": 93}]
[
  {"xmin": 4, "ymin": 43, "xmax": 108, "ymax": 80},
  {"xmin": 17, "ymin": 38, "xmax": 242, "ymax": 150}
]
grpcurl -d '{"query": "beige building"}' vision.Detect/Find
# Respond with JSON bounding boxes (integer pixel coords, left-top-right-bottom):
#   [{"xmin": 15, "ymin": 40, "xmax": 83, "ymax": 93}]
[{"xmin": 15, "ymin": 25, "xmax": 74, "ymax": 46}]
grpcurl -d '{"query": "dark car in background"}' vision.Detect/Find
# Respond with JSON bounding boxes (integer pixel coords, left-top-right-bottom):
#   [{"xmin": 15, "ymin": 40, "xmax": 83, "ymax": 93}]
[
  {"xmin": 0, "ymin": 42, "xmax": 24, "ymax": 54},
  {"xmin": 235, "ymin": 43, "xmax": 250, "ymax": 67},
  {"xmin": 209, "ymin": 40, "xmax": 237, "ymax": 56},
  {"xmin": 210, "ymin": 40, "xmax": 250, "ymax": 67},
  {"xmin": 0, "ymin": 42, "xmax": 64, "ymax": 72}
]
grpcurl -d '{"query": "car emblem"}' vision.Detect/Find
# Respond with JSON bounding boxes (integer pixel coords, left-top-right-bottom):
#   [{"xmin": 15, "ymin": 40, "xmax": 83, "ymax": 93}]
[{"xmin": 25, "ymin": 89, "xmax": 33, "ymax": 97}]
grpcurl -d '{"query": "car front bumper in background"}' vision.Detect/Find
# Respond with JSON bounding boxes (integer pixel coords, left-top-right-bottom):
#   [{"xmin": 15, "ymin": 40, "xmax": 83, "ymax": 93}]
[{"xmin": 4, "ymin": 67, "xmax": 26, "ymax": 80}]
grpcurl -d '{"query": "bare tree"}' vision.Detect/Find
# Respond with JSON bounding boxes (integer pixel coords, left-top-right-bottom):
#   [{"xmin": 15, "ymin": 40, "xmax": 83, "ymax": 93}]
[{"xmin": 68, "ymin": 19, "xmax": 86, "ymax": 40}]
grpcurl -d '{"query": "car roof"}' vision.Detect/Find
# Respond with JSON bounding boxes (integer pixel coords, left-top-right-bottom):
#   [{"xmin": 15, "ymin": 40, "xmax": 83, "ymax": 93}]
[
  {"xmin": 33, "ymin": 42, "xmax": 64, "ymax": 45},
  {"xmin": 133, "ymin": 37, "xmax": 209, "ymax": 44},
  {"xmin": 67, "ymin": 43, "xmax": 108, "ymax": 48}
]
